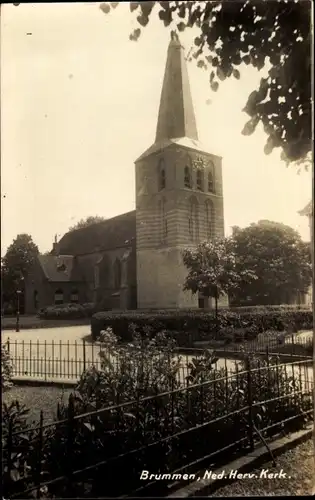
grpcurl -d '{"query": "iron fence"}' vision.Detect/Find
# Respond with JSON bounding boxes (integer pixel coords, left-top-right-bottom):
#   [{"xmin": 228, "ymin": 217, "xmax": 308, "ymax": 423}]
[
  {"xmin": 195, "ymin": 332, "xmax": 313, "ymax": 351},
  {"xmin": 2, "ymin": 356, "xmax": 313, "ymax": 499},
  {"xmin": 2, "ymin": 333, "xmax": 312, "ymax": 384},
  {"xmin": 3, "ymin": 338, "xmax": 205, "ymax": 384},
  {"xmin": 230, "ymin": 333, "xmax": 312, "ymax": 352}
]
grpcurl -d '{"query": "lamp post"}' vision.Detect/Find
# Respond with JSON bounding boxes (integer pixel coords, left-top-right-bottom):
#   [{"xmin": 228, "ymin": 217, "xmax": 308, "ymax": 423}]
[{"xmin": 16, "ymin": 289, "xmax": 22, "ymax": 332}]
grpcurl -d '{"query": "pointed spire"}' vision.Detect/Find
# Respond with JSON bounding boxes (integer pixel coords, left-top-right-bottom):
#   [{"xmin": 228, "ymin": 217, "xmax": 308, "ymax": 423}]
[{"xmin": 155, "ymin": 32, "xmax": 198, "ymax": 142}]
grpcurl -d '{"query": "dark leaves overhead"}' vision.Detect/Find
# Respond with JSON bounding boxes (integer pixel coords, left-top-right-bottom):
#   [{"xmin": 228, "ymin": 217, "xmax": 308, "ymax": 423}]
[{"xmin": 112, "ymin": 0, "xmax": 312, "ymax": 165}]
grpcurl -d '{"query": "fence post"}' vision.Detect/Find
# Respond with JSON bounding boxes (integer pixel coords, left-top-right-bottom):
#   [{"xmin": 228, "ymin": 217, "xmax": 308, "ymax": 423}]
[
  {"xmin": 245, "ymin": 356, "xmax": 254, "ymax": 452},
  {"xmin": 5, "ymin": 418, "xmax": 13, "ymax": 497},
  {"xmin": 66, "ymin": 394, "xmax": 75, "ymax": 495},
  {"xmin": 52, "ymin": 340, "xmax": 55, "ymax": 378},
  {"xmin": 44, "ymin": 340, "xmax": 47, "ymax": 381},
  {"xmin": 291, "ymin": 333, "xmax": 295, "ymax": 356},
  {"xmin": 83, "ymin": 339, "xmax": 86, "ymax": 372},
  {"xmin": 265, "ymin": 344, "xmax": 269, "ymax": 366},
  {"xmin": 36, "ymin": 410, "xmax": 44, "ymax": 499}
]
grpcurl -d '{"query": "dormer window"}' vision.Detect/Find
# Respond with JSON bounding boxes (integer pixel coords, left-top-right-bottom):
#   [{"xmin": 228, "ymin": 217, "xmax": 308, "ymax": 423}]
[
  {"xmin": 184, "ymin": 166, "xmax": 192, "ymax": 188},
  {"xmin": 196, "ymin": 169, "xmax": 203, "ymax": 191},
  {"xmin": 56, "ymin": 262, "xmax": 66, "ymax": 272}
]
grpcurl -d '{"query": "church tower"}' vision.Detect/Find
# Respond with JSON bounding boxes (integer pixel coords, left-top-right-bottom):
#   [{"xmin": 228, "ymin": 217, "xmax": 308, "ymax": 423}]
[{"xmin": 135, "ymin": 33, "xmax": 225, "ymax": 309}]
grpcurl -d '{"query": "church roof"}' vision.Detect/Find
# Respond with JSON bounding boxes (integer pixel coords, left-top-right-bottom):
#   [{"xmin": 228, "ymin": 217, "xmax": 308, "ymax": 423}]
[
  {"xmin": 135, "ymin": 137, "xmax": 221, "ymax": 162},
  {"xmin": 298, "ymin": 201, "xmax": 312, "ymax": 216},
  {"xmin": 136, "ymin": 33, "xmax": 221, "ymax": 162},
  {"xmin": 57, "ymin": 210, "xmax": 136, "ymax": 256},
  {"xmin": 38, "ymin": 255, "xmax": 83, "ymax": 282},
  {"xmin": 155, "ymin": 32, "xmax": 198, "ymax": 143}
]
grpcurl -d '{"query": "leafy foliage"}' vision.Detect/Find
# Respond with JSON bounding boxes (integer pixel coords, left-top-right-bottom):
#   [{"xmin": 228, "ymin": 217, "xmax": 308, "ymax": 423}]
[
  {"xmin": 91, "ymin": 308, "xmax": 313, "ymax": 344},
  {"xmin": 38, "ymin": 302, "xmax": 96, "ymax": 320},
  {"xmin": 100, "ymin": 1, "xmax": 312, "ymax": 164},
  {"xmin": 2, "ymin": 329, "xmax": 312, "ymax": 498},
  {"xmin": 230, "ymin": 220, "xmax": 312, "ymax": 305},
  {"xmin": 1, "ymin": 344, "xmax": 14, "ymax": 391},
  {"xmin": 68, "ymin": 215, "xmax": 106, "ymax": 232},
  {"xmin": 182, "ymin": 238, "xmax": 257, "ymax": 314},
  {"xmin": 78, "ymin": 327, "xmax": 181, "ymax": 403},
  {"xmin": 1, "ymin": 234, "xmax": 39, "ymax": 300}
]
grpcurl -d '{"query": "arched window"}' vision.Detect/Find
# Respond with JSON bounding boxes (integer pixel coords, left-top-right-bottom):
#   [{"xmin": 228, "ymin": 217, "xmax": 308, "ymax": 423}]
[
  {"xmin": 196, "ymin": 169, "xmax": 204, "ymax": 191},
  {"xmin": 121, "ymin": 249, "xmax": 131, "ymax": 286},
  {"xmin": 208, "ymin": 162, "xmax": 215, "ymax": 193},
  {"xmin": 159, "ymin": 198, "xmax": 168, "ymax": 243},
  {"xmin": 114, "ymin": 258, "xmax": 121, "ymax": 289},
  {"xmin": 54, "ymin": 289, "xmax": 64, "ymax": 305},
  {"xmin": 33, "ymin": 290, "xmax": 38, "ymax": 309},
  {"xmin": 158, "ymin": 159, "xmax": 166, "ymax": 191},
  {"xmin": 70, "ymin": 289, "xmax": 79, "ymax": 303},
  {"xmin": 189, "ymin": 197, "xmax": 199, "ymax": 241},
  {"xmin": 205, "ymin": 200, "xmax": 215, "ymax": 240},
  {"xmin": 94, "ymin": 265, "xmax": 100, "ymax": 289},
  {"xmin": 184, "ymin": 165, "xmax": 192, "ymax": 188}
]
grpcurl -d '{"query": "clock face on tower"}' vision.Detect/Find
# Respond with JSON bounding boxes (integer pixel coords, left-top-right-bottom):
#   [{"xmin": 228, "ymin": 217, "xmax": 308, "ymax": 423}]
[{"xmin": 192, "ymin": 157, "xmax": 205, "ymax": 170}]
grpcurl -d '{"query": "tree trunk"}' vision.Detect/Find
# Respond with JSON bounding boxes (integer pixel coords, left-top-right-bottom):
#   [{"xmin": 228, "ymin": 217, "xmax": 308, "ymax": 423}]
[
  {"xmin": 215, "ymin": 286, "xmax": 219, "ymax": 334},
  {"xmin": 311, "ymin": 216, "xmax": 315, "ymax": 495}
]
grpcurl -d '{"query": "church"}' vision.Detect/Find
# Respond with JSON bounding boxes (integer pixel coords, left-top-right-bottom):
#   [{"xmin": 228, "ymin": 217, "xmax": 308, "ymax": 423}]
[{"xmin": 24, "ymin": 34, "xmax": 225, "ymax": 314}]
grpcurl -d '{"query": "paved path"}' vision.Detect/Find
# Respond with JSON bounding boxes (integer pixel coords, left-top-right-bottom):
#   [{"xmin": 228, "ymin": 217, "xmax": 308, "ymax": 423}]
[{"xmin": 2, "ymin": 324, "xmax": 91, "ymax": 343}]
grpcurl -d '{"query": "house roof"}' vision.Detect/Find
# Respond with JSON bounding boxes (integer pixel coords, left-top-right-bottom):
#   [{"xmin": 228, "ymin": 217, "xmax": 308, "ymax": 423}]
[
  {"xmin": 298, "ymin": 201, "xmax": 312, "ymax": 216},
  {"xmin": 57, "ymin": 210, "xmax": 136, "ymax": 256},
  {"xmin": 38, "ymin": 255, "xmax": 83, "ymax": 282}
]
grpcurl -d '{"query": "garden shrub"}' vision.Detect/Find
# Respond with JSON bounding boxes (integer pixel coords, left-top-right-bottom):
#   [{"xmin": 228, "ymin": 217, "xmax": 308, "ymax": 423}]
[
  {"xmin": 38, "ymin": 302, "xmax": 96, "ymax": 320},
  {"xmin": 1, "ymin": 344, "xmax": 13, "ymax": 391},
  {"xmin": 2, "ymin": 328, "xmax": 313, "ymax": 499},
  {"xmin": 228, "ymin": 304, "xmax": 311, "ymax": 313},
  {"xmin": 91, "ymin": 308, "xmax": 313, "ymax": 344}
]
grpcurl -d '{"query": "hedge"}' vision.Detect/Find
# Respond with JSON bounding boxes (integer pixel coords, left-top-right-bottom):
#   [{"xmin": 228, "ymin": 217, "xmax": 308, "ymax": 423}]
[
  {"xmin": 228, "ymin": 304, "xmax": 311, "ymax": 313},
  {"xmin": 38, "ymin": 303, "xmax": 96, "ymax": 319},
  {"xmin": 91, "ymin": 308, "xmax": 313, "ymax": 343},
  {"xmin": 37, "ymin": 303, "xmax": 310, "ymax": 320}
]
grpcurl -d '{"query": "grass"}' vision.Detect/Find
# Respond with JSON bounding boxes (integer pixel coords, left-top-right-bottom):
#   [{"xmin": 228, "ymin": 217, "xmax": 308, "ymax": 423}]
[
  {"xmin": 212, "ymin": 438, "xmax": 315, "ymax": 496},
  {"xmin": 2, "ymin": 385, "xmax": 74, "ymax": 424}
]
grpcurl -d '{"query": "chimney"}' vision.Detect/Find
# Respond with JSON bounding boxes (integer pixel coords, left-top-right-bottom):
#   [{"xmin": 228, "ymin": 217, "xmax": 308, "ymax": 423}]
[{"xmin": 52, "ymin": 235, "xmax": 59, "ymax": 255}]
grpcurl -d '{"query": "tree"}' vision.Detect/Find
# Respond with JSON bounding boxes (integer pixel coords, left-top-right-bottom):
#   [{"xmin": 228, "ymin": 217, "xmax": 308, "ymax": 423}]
[
  {"xmin": 100, "ymin": 1, "xmax": 311, "ymax": 166},
  {"xmin": 1, "ymin": 234, "xmax": 39, "ymax": 308},
  {"xmin": 182, "ymin": 238, "xmax": 257, "ymax": 320},
  {"xmin": 69, "ymin": 215, "xmax": 106, "ymax": 232},
  {"xmin": 230, "ymin": 220, "xmax": 312, "ymax": 305}
]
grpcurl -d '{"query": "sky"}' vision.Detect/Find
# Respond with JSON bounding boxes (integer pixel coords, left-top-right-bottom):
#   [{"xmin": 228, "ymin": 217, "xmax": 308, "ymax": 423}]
[{"xmin": 1, "ymin": 2, "xmax": 312, "ymax": 255}]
